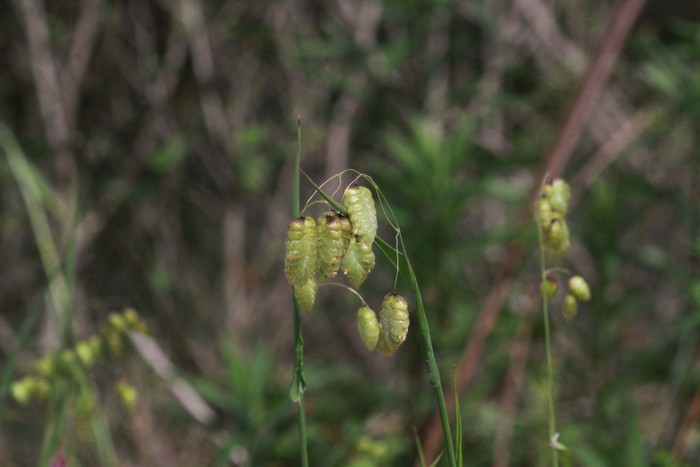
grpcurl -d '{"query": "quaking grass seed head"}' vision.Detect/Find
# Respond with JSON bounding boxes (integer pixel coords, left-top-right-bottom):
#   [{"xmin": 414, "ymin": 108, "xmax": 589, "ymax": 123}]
[
  {"xmin": 284, "ymin": 216, "xmax": 317, "ymax": 288},
  {"xmin": 357, "ymin": 306, "xmax": 380, "ymax": 351},
  {"xmin": 316, "ymin": 214, "xmax": 344, "ymax": 283},
  {"xmin": 544, "ymin": 218, "xmax": 570, "ymax": 254},
  {"xmin": 294, "ymin": 278, "xmax": 317, "ymax": 312},
  {"xmin": 541, "ymin": 276, "xmax": 559, "ymax": 302},
  {"xmin": 568, "ymin": 275, "xmax": 591, "ymax": 302},
  {"xmin": 563, "ymin": 293, "xmax": 578, "ymax": 321},
  {"xmin": 343, "ymin": 184, "xmax": 378, "ymax": 245},
  {"xmin": 548, "ymin": 179, "xmax": 571, "ymax": 215},
  {"xmin": 341, "ymin": 236, "xmax": 375, "ymax": 288},
  {"xmin": 376, "ymin": 293, "xmax": 409, "ymax": 356}
]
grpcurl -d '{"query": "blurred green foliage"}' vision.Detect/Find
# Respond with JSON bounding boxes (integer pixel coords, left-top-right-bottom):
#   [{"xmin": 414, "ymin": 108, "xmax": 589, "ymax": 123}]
[{"xmin": 0, "ymin": 0, "xmax": 699, "ymax": 465}]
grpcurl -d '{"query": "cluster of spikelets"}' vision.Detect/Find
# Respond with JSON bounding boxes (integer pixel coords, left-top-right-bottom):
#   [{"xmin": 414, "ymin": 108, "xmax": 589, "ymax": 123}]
[
  {"xmin": 11, "ymin": 308, "xmax": 146, "ymax": 410},
  {"xmin": 536, "ymin": 178, "xmax": 572, "ymax": 254},
  {"xmin": 284, "ymin": 183, "xmax": 409, "ymax": 356},
  {"xmin": 536, "ymin": 178, "xmax": 592, "ymax": 320}
]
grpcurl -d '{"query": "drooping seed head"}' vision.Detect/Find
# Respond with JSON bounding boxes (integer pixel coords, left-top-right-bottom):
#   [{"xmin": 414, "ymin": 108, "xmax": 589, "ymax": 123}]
[
  {"xmin": 357, "ymin": 306, "xmax": 380, "ymax": 351},
  {"xmin": 294, "ymin": 278, "xmax": 318, "ymax": 312},
  {"xmin": 568, "ymin": 275, "xmax": 591, "ymax": 302},
  {"xmin": 341, "ymin": 236, "xmax": 375, "ymax": 288},
  {"xmin": 563, "ymin": 293, "xmax": 578, "ymax": 321},
  {"xmin": 540, "ymin": 276, "xmax": 559, "ymax": 302},
  {"xmin": 376, "ymin": 293, "xmax": 409, "ymax": 355},
  {"xmin": 284, "ymin": 216, "xmax": 318, "ymax": 288},
  {"xmin": 316, "ymin": 214, "xmax": 345, "ymax": 283},
  {"xmin": 343, "ymin": 184, "xmax": 378, "ymax": 245}
]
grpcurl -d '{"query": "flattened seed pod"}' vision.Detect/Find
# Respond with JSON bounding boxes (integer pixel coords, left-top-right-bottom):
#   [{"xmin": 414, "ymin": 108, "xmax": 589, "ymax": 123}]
[
  {"xmin": 545, "ymin": 218, "xmax": 570, "ymax": 254},
  {"xmin": 294, "ymin": 278, "xmax": 317, "ymax": 312},
  {"xmin": 343, "ymin": 184, "xmax": 377, "ymax": 245},
  {"xmin": 357, "ymin": 306, "xmax": 380, "ymax": 351},
  {"xmin": 284, "ymin": 217, "xmax": 317, "ymax": 288},
  {"xmin": 568, "ymin": 275, "xmax": 591, "ymax": 302},
  {"xmin": 341, "ymin": 236, "xmax": 375, "ymax": 288},
  {"xmin": 379, "ymin": 293, "xmax": 409, "ymax": 350},
  {"xmin": 316, "ymin": 215, "xmax": 345, "ymax": 283},
  {"xmin": 536, "ymin": 196, "xmax": 553, "ymax": 229},
  {"xmin": 335, "ymin": 213, "xmax": 353, "ymax": 254},
  {"xmin": 375, "ymin": 332, "xmax": 397, "ymax": 356},
  {"xmin": 563, "ymin": 293, "xmax": 578, "ymax": 321},
  {"xmin": 548, "ymin": 179, "xmax": 571, "ymax": 215}
]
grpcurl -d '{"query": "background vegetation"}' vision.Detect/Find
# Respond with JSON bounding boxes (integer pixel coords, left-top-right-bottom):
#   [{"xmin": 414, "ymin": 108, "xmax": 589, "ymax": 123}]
[{"xmin": 0, "ymin": 0, "xmax": 698, "ymax": 465}]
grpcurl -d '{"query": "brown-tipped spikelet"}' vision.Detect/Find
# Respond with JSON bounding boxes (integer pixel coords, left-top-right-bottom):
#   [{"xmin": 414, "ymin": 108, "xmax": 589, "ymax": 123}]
[
  {"xmin": 357, "ymin": 306, "xmax": 380, "ymax": 351},
  {"xmin": 294, "ymin": 278, "xmax": 317, "ymax": 312},
  {"xmin": 316, "ymin": 214, "xmax": 345, "ymax": 283},
  {"xmin": 376, "ymin": 293, "xmax": 409, "ymax": 356},
  {"xmin": 285, "ymin": 216, "xmax": 317, "ymax": 288},
  {"xmin": 568, "ymin": 275, "xmax": 591, "ymax": 302},
  {"xmin": 341, "ymin": 236, "xmax": 375, "ymax": 288},
  {"xmin": 343, "ymin": 184, "xmax": 377, "ymax": 245}
]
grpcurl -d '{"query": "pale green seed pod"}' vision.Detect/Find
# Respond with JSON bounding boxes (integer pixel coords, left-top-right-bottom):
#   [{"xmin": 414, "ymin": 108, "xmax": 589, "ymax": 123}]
[
  {"xmin": 343, "ymin": 184, "xmax": 378, "ymax": 245},
  {"xmin": 11, "ymin": 379, "xmax": 31, "ymax": 405},
  {"xmin": 536, "ymin": 196, "xmax": 553, "ymax": 230},
  {"xmin": 284, "ymin": 216, "xmax": 317, "ymax": 288},
  {"xmin": 316, "ymin": 214, "xmax": 345, "ymax": 283},
  {"xmin": 341, "ymin": 236, "xmax": 375, "ymax": 288},
  {"xmin": 545, "ymin": 218, "xmax": 570, "ymax": 254},
  {"xmin": 375, "ymin": 332, "xmax": 397, "ymax": 356},
  {"xmin": 116, "ymin": 379, "xmax": 138, "ymax": 411},
  {"xmin": 548, "ymin": 179, "xmax": 571, "ymax": 215},
  {"xmin": 294, "ymin": 278, "xmax": 317, "ymax": 312},
  {"xmin": 563, "ymin": 293, "xmax": 578, "ymax": 321},
  {"xmin": 76, "ymin": 339, "xmax": 97, "ymax": 367},
  {"xmin": 357, "ymin": 306, "xmax": 380, "ymax": 351},
  {"xmin": 540, "ymin": 276, "xmax": 559, "ymax": 302},
  {"xmin": 568, "ymin": 275, "xmax": 591, "ymax": 302},
  {"xmin": 376, "ymin": 293, "xmax": 409, "ymax": 355}
]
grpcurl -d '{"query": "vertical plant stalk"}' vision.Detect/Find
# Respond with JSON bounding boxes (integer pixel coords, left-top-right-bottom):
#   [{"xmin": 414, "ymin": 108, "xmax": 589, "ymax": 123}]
[
  {"xmin": 394, "ymin": 236, "xmax": 458, "ymax": 467},
  {"xmin": 290, "ymin": 118, "xmax": 309, "ymax": 467},
  {"xmin": 536, "ymin": 226, "xmax": 558, "ymax": 467}
]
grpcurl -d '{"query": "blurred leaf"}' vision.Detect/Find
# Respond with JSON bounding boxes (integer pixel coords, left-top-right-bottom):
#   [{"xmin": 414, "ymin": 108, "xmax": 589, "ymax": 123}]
[{"xmin": 146, "ymin": 138, "xmax": 185, "ymax": 174}]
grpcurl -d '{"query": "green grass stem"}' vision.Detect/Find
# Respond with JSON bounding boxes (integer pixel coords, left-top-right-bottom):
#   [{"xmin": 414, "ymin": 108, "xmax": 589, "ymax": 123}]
[
  {"xmin": 537, "ymin": 225, "xmax": 558, "ymax": 467},
  {"xmin": 290, "ymin": 119, "xmax": 309, "ymax": 467}
]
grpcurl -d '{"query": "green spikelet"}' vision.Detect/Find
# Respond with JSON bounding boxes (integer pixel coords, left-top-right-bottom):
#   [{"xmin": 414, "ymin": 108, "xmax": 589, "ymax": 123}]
[
  {"xmin": 563, "ymin": 293, "xmax": 578, "ymax": 321},
  {"xmin": 545, "ymin": 218, "xmax": 570, "ymax": 254},
  {"xmin": 284, "ymin": 216, "xmax": 317, "ymax": 288},
  {"xmin": 343, "ymin": 184, "xmax": 378, "ymax": 245},
  {"xmin": 568, "ymin": 275, "xmax": 591, "ymax": 302},
  {"xmin": 341, "ymin": 236, "xmax": 375, "ymax": 288},
  {"xmin": 548, "ymin": 179, "xmax": 571, "ymax": 215},
  {"xmin": 316, "ymin": 214, "xmax": 345, "ymax": 283},
  {"xmin": 357, "ymin": 306, "xmax": 380, "ymax": 351},
  {"xmin": 540, "ymin": 276, "xmax": 559, "ymax": 303},
  {"xmin": 376, "ymin": 293, "xmax": 409, "ymax": 356},
  {"xmin": 294, "ymin": 278, "xmax": 317, "ymax": 312},
  {"xmin": 335, "ymin": 213, "xmax": 353, "ymax": 254}
]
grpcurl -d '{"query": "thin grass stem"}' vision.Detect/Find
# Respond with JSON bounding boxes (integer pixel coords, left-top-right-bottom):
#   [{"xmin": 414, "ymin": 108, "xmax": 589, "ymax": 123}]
[
  {"xmin": 537, "ymin": 225, "xmax": 558, "ymax": 467},
  {"xmin": 290, "ymin": 118, "xmax": 309, "ymax": 467}
]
